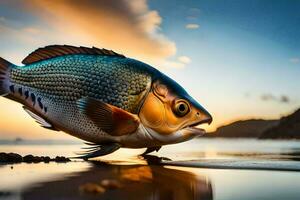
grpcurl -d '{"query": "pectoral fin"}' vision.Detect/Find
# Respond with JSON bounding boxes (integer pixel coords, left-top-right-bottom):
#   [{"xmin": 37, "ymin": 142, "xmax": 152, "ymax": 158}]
[{"xmin": 77, "ymin": 97, "xmax": 140, "ymax": 136}]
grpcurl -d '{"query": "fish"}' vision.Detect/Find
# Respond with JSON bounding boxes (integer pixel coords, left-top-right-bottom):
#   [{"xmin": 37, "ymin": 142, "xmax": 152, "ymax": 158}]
[{"xmin": 0, "ymin": 45, "xmax": 212, "ymax": 159}]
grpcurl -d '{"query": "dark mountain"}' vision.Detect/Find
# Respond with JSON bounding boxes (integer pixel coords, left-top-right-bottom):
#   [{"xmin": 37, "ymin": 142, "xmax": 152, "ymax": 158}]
[
  {"xmin": 207, "ymin": 119, "xmax": 279, "ymax": 138},
  {"xmin": 260, "ymin": 109, "xmax": 300, "ymax": 139}
]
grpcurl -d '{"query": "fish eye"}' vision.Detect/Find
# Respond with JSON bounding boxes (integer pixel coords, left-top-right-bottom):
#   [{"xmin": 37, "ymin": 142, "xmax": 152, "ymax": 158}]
[{"xmin": 174, "ymin": 100, "xmax": 190, "ymax": 117}]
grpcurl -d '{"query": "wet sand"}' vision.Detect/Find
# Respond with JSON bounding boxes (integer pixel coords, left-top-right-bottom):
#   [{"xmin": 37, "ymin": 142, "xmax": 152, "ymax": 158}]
[
  {"xmin": 1, "ymin": 139, "xmax": 300, "ymax": 200},
  {"xmin": 1, "ymin": 156, "xmax": 300, "ymax": 200},
  {"xmin": 20, "ymin": 161, "xmax": 213, "ymax": 200},
  {"xmin": 0, "ymin": 159, "xmax": 213, "ymax": 200}
]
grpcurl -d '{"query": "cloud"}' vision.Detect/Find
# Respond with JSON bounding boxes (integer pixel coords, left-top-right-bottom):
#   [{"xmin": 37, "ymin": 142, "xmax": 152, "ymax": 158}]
[
  {"xmin": 186, "ymin": 16, "xmax": 198, "ymax": 20},
  {"xmin": 185, "ymin": 23, "xmax": 199, "ymax": 29},
  {"xmin": 0, "ymin": 23, "xmax": 42, "ymax": 44},
  {"xmin": 244, "ymin": 92, "xmax": 250, "ymax": 98},
  {"xmin": 260, "ymin": 94, "xmax": 290, "ymax": 104},
  {"xmin": 280, "ymin": 95, "xmax": 290, "ymax": 103},
  {"xmin": 6, "ymin": 0, "xmax": 179, "ymax": 68},
  {"xmin": 186, "ymin": 7, "xmax": 200, "ymax": 21},
  {"xmin": 261, "ymin": 94, "xmax": 276, "ymax": 101},
  {"xmin": 178, "ymin": 56, "xmax": 191, "ymax": 64},
  {"xmin": 155, "ymin": 56, "xmax": 192, "ymax": 69},
  {"xmin": 189, "ymin": 8, "xmax": 201, "ymax": 14},
  {"xmin": 0, "ymin": 24, "xmax": 46, "ymax": 64},
  {"xmin": 158, "ymin": 59, "xmax": 185, "ymax": 69},
  {"xmin": 290, "ymin": 58, "xmax": 300, "ymax": 63},
  {"xmin": 22, "ymin": 27, "xmax": 41, "ymax": 35}
]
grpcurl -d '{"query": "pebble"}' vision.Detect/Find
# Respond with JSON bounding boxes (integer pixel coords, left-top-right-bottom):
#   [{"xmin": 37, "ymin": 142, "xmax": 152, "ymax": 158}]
[
  {"xmin": 0, "ymin": 152, "xmax": 71, "ymax": 164},
  {"xmin": 54, "ymin": 156, "xmax": 71, "ymax": 162},
  {"xmin": 0, "ymin": 153, "xmax": 22, "ymax": 163},
  {"xmin": 23, "ymin": 155, "xmax": 34, "ymax": 163},
  {"xmin": 100, "ymin": 179, "xmax": 123, "ymax": 189},
  {"xmin": 0, "ymin": 191, "xmax": 12, "ymax": 197},
  {"xmin": 79, "ymin": 183, "xmax": 106, "ymax": 194}
]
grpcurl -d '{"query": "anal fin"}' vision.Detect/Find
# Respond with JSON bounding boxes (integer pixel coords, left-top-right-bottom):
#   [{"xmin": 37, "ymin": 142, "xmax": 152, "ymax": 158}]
[
  {"xmin": 73, "ymin": 143, "xmax": 121, "ymax": 160},
  {"xmin": 23, "ymin": 106, "xmax": 59, "ymax": 131}
]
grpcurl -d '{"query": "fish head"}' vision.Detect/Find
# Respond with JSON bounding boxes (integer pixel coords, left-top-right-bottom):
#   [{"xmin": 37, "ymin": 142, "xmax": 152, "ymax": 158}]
[{"xmin": 139, "ymin": 74, "xmax": 212, "ymax": 145}]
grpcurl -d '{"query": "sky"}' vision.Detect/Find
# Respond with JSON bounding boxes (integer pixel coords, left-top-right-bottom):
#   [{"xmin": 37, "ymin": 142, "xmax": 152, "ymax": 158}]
[{"xmin": 0, "ymin": 0, "xmax": 299, "ymax": 140}]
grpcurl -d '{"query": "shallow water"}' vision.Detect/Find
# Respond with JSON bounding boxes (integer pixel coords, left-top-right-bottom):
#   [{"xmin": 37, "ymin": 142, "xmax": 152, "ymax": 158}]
[{"xmin": 1, "ymin": 138, "xmax": 300, "ymax": 200}]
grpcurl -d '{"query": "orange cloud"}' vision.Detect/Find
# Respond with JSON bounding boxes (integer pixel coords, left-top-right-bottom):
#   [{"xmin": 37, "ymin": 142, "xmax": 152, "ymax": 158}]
[
  {"xmin": 22, "ymin": 0, "xmax": 178, "ymax": 67},
  {"xmin": 178, "ymin": 56, "xmax": 191, "ymax": 64}
]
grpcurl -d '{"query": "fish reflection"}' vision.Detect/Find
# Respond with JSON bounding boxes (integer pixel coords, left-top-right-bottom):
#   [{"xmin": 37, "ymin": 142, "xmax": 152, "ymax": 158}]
[{"xmin": 21, "ymin": 161, "xmax": 213, "ymax": 200}]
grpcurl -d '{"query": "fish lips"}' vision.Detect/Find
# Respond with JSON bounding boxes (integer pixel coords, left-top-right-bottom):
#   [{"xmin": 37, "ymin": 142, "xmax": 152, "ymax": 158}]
[
  {"xmin": 182, "ymin": 126, "xmax": 206, "ymax": 137},
  {"xmin": 181, "ymin": 119, "xmax": 210, "ymax": 137}
]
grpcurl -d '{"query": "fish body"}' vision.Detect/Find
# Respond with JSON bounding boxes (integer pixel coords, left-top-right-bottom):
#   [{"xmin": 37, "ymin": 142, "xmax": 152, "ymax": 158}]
[
  {"xmin": 9, "ymin": 54, "xmax": 153, "ymax": 145},
  {"xmin": 0, "ymin": 45, "xmax": 212, "ymax": 158}
]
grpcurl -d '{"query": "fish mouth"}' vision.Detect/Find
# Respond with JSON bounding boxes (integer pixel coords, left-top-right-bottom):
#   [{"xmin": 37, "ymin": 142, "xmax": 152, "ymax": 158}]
[
  {"xmin": 184, "ymin": 126, "xmax": 206, "ymax": 136},
  {"xmin": 183, "ymin": 118, "xmax": 212, "ymax": 136}
]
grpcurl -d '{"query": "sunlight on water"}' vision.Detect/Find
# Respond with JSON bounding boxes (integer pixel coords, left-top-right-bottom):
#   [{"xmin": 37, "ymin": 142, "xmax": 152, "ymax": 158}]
[
  {"xmin": 168, "ymin": 166, "xmax": 300, "ymax": 200},
  {"xmin": 157, "ymin": 138, "xmax": 300, "ymax": 161},
  {"xmin": 0, "ymin": 162, "xmax": 90, "ymax": 191}
]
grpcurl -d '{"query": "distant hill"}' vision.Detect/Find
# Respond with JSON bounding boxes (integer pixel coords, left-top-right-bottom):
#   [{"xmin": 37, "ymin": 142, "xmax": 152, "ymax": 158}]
[
  {"xmin": 260, "ymin": 109, "xmax": 300, "ymax": 139},
  {"xmin": 207, "ymin": 119, "xmax": 279, "ymax": 138}
]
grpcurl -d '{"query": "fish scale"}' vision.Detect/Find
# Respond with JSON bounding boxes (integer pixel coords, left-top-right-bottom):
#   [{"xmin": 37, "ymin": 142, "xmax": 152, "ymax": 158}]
[
  {"xmin": 7, "ymin": 54, "xmax": 154, "ymax": 143},
  {"xmin": 10, "ymin": 55, "xmax": 152, "ymax": 113}
]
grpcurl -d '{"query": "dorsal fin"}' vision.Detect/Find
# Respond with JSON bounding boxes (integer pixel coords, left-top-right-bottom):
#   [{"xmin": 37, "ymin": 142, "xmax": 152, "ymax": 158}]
[{"xmin": 22, "ymin": 45, "xmax": 126, "ymax": 65}]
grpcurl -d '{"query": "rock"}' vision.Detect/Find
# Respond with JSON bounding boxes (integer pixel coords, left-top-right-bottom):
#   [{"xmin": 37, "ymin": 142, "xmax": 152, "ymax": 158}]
[
  {"xmin": 141, "ymin": 155, "xmax": 172, "ymax": 164},
  {"xmin": 43, "ymin": 156, "xmax": 51, "ymax": 163},
  {"xmin": 1, "ymin": 153, "xmax": 23, "ymax": 163},
  {"xmin": 1, "ymin": 152, "xmax": 71, "ymax": 164},
  {"xmin": 33, "ymin": 156, "xmax": 42, "ymax": 163},
  {"xmin": 79, "ymin": 183, "xmax": 106, "ymax": 194},
  {"xmin": 0, "ymin": 191, "xmax": 12, "ymax": 197},
  {"xmin": 100, "ymin": 179, "xmax": 122, "ymax": 189},
  {"xmin": 23, "ymin": 155, "xmax": 42, "ymax": 163},
  {"xmin": 0, "ymin": 153, "xmax": 9, "ymax": 162},
  {"xmin": 41, "ymin": 156, "xmax": 45, "ymax": 160},
  {"xmin": 54, "ymin": 156, "xmax": 71, "ymax": 162},
  {"xmin": 23, "ymin": 155, "xmax": 34, "ymax": 163},
  {"xmin": 7, "ymin": 153, "xmax": 22, "ymax": 163}
]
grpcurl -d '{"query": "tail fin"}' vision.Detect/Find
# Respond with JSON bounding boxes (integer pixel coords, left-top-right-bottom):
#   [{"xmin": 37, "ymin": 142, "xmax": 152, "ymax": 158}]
[{"xmin": 0, "ymin": 57, "xmax": 14, "ymax": 96}]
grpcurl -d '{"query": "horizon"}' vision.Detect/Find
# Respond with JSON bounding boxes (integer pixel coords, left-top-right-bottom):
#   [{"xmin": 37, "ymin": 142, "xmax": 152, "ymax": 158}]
[{"xmin": 0, "ymin": 0, "xmax": 299, "ymax": 140}]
